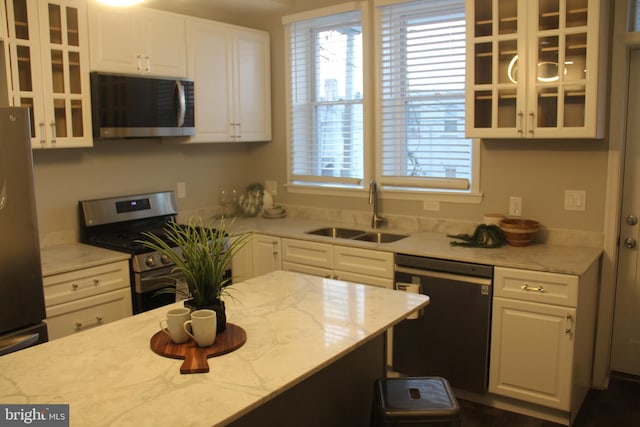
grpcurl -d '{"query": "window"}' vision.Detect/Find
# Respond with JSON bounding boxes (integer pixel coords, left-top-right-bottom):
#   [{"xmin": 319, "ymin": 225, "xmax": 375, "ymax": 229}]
[
  {"xmin": 284, "ymin": 1, "xmax": 477, "ymax": 198},
  {"xmin": 284, "ymin": 6, "xmax": 364, "ymax": 187},
  {"xmin": 633, "ymin": 0, "xmax": 640, "ymax": 31},
  {"xmin": 377, "ymin": 0, "xmax": 472, "ymax": 192}
]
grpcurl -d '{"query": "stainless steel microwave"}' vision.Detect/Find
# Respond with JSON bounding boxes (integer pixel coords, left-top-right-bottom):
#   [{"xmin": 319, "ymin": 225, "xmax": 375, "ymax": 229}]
[{"xmin": 90, "ymin": 72, "xmax": 195, "ymax": 138}]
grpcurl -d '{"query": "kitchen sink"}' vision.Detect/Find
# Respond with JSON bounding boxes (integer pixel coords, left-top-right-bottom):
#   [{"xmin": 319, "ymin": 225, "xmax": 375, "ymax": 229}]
[
  {"xmin": 351, "ymin": 232, "xmax": 408, "ymax": 244},
  {"xmin": 305, "ymin": 227, "xmax": 366, "ymax": 239},
  {"xmin": 305, "ymin": 227, "xmax": 408, "ymax": 243}
]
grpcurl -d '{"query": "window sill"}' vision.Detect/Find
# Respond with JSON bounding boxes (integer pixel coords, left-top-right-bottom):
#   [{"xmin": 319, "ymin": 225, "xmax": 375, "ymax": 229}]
[{"xmin": 284, "ymin": 183, "xmax": 483, "ymax": 205}]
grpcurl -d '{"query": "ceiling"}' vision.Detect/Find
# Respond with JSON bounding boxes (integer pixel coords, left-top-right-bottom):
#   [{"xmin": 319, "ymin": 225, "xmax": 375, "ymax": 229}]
[{"xmin": 141, "ymin": 0, "xmax": 296, "ymax": 16}]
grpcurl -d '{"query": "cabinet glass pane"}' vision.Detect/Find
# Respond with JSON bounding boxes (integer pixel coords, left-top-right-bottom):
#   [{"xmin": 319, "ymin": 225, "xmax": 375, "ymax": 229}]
[
  {"xmin": 51, "ymin": 50, "xmax": 65, "ymax": 93},
  {"xmin": 475, "ymin": 42, "xmax": 492, "ymax": 84},
  {"xmin": 564, "ymin": 85, "xmax": 585, "ymax": 127},
  {"xmin": 16, "ymin": 45, "xmax": 33, "ymax": 91},
  {"xmin": 499, "ymin": 40, "xmax": 517, "ymax": 84},
  {"xmin": 54, "ymin": 99, "xmax": 67, "ymax": 137},
  {"xmin": 565, "ymin": 33, "xmax": 587, "ymax": 81},
  {"xmin": 633, "ymin": 0, "xmax": 640, "ymax": 31},
  {"xmin": 566, "ymin": 0, "xmax": 588, "ymax": 28},
  {"xmin": 69, "ymin": 52, "xmax": 81, "ymax": 94},
  {"xmin": 538, "ymin": 36, "xmax": 559, "ymax": 81},
  {"xmin": 66, "ymin": 7, "xmax": 79, "ymax": 47},
  {"xmin": 538, "ymin": 87, "xmax": 558, "ymax": 128},
  {"xmin": 539, "ymin": 0, "xmax": 560, "ymax": 31},
  {"xmin": 20, "ymin": 97, "xmax": 35, "ymax": 137},
  {"xmin": 498, "ymin": 89, "xmax": 517, "ymax": 127},
  {"xmin": 48, "ymin": 4, "xmax": 62, "ymax": 44},
  {"xmin": 498, "ymin": 0, "xmax": 517, "ymax": 34},
  {"xmin": 475, "ymin": 90, "xmax": 492, "ymax": 128},
  {"xmin": 12, "ymin": 0, "xmax": 29, "ymax": 40},
  {"xmin": 475, "ymin": 0, "xmax": 492, "ymax": 37},
  {"xmin": 71, "ymin": 99, "xmax": 83, "ymax": 137}
]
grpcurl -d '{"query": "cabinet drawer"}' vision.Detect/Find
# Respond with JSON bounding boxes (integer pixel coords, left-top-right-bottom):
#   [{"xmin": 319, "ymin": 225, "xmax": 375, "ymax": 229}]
[
  {"xmin": 282, "ymin": 239, "xmax": 333, "ymax": 269},
  {"xmin": 334, "ymin": 245, "xmax": 393, "ymax": 279},
  {"xmin": 43, "ymin": 261, "xmax": 130, "ymax": 307},
  {"xmin": 45, "ymin": 288, "xmax": 132, "ymax": 340},
  {"xmin": 282, "ymin": 261, "xmax": 333, "ymax": 278},
  {"xmin": 335, "ymin": 270, "xmax": 394, "ymax": 289},
  {"xmin": 494, "ymin": 267, "xmax": 578, "ymax": 307}
]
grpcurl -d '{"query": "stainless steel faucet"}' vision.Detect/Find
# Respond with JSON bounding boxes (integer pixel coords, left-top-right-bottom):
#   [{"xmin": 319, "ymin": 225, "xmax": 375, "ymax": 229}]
[{"xmin": 368, "ymin": 180, "xmax": 387, "ymax": 229}]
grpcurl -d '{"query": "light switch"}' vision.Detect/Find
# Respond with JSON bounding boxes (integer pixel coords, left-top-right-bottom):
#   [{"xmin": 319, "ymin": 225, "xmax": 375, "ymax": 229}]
[
  {"xmin": 177, "ymin": 182, "xmax": 186, "ymax": 199},
  {"xmin": 564, "ymin": 190, "xmax": 586, "ymax": 211},
  {"xmin": 509, "ymin": 196, "xmax": 522, "ymax": 217}
]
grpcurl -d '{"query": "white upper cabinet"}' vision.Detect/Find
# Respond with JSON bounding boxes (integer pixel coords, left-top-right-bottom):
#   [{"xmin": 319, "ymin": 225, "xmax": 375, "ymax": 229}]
[
  {"xmin": 4, "ymin": 0, "xmax": 92, "ymax": 148},
  {"xmin": 465, "ymin": 0, "xmax": 608, "ymax": 139},
  {"xmin": 88, "ymin": 3, "xmax": 186, "ymax": 78},
  {"xmin": 185, "ymin": 18, "xmax": 271, "ymax": 143}
]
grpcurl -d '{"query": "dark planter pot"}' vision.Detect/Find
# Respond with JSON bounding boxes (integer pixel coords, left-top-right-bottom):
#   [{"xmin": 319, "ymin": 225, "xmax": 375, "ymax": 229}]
[{"xmin": 184, "ymin": 299, "xmax": 227, "ymax": 333}]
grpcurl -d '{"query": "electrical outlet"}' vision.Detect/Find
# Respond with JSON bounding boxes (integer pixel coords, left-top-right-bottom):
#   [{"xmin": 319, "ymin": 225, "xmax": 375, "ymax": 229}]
[
  {"xmin": 177, "ymin": 182, "xmax": 186, "ymax": 199},
  {"xmin": 423, "ymin": 200, "xmax": 440, "ymax": 211},
  {"xmin": 564, "ymin": 190, "xmax": 586, "ymax": 211},
  {"xmin": 509, "ymin": 196, "xmax": 522, "ymax": 217},
  {"xmin": 265, "ymin": 180, "xmax": 278, "ymax": 196}
]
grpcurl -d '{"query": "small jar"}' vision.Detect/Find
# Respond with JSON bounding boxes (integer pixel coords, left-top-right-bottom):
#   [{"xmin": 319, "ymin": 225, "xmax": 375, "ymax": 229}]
[{"xmin": 483, "ymin": 213, "xmax": 505, "ymax": 226}]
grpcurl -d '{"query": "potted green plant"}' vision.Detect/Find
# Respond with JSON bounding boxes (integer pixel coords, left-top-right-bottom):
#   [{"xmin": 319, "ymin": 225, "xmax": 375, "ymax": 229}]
[{"xmin": 139, "ymin": 217, "xmax": 250, "ymax": 332}]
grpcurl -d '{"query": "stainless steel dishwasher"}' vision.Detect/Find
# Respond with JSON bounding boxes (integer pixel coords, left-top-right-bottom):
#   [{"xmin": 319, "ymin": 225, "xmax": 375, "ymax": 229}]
[{"xmin": 393, "ymin": 253, "xmax": 493, "ymax": 393}]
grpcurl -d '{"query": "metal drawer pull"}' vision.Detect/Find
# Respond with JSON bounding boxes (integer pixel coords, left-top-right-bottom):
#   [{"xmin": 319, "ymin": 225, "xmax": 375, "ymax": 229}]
[
  {"xmin": 521, "ymin": 284, "xmax": 545, "ymax": 293},
  {"xmin": 72, "ymin": 279, "xmax": 101, "ymax": 290},
  {"xmin": 75, "ymin": 316, "xmax": 103, "ymax": 330}
]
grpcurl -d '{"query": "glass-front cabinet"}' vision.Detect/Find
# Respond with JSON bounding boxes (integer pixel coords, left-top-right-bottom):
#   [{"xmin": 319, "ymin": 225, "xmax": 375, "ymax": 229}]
[
  {"xmin": 4, "ymin": 0, "xmax": 92, "ymax": 148},
  {"xmin": 465, "ymin": 0, "xmax": 608, "ymax": 139}
]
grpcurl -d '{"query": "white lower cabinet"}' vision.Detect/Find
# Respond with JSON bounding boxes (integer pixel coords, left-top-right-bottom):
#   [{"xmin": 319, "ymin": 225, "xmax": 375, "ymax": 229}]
[
  {"xmin": 253, "ymin": 234, "xmax": 282, "ymax": 276},
  {"xmin": 231, "ymin": 233, "xmax": 282, "ymax": 281},
  {"xmin": 43, "ymin": 260, "xmax": 132, "ymax": 340},
  {"xmin": 489, "ymin": 264, "xmax": 598, "ymax": 421}
]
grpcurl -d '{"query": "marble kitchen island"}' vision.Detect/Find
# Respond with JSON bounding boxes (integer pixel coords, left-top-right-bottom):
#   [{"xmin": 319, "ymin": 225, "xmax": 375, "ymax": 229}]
[{"xmin": 0, "ymin": 271, "xmax": 429, "ymax": 426}]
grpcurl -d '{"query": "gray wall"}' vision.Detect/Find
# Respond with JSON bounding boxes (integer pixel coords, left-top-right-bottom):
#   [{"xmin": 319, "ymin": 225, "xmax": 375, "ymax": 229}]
[{"xmin": 32, "ymin": 0, "xmax": 609, "ymax": 239}]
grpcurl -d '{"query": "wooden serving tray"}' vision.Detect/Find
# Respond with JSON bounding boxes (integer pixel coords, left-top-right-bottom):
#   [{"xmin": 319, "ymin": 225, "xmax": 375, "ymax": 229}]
[{"xmin": 150, "ymin": 323, "xmax": 247, "ymax": 374}]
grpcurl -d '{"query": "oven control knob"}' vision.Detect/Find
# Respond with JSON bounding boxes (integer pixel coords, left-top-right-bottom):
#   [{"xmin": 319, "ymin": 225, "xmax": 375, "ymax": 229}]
[
  {"xmin": 160, "ymin": 254, "xmax": 170, "ymax": 265},
  {"xmin": 145, "ymin": 256, "xmax": 155, "ymax": 267}
]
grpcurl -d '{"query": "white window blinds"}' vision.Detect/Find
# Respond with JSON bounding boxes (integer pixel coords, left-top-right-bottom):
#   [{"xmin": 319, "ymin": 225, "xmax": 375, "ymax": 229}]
[
  {"xmin": 286, "ymin": 9, "xmax": 364, "ymax": 186},
  {"xmin": 377, "ymin": 0, "xmax": 471, "ymax": 191}
]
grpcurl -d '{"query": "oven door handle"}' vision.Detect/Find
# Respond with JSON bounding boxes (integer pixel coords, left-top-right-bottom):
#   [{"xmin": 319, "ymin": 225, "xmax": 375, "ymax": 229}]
[
  {"xmin": 136, "ymin": 270, "xmax": 183, "ymax": 294},
  {"xmin": 394, "ymin": 265, "xmax": 492, "ymax": 286}
]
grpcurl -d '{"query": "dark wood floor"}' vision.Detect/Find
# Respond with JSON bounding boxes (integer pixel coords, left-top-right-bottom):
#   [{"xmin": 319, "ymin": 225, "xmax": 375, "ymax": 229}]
[{"xmin": 458, "ymin": 374, "xmax": 640, "ymax": 427}]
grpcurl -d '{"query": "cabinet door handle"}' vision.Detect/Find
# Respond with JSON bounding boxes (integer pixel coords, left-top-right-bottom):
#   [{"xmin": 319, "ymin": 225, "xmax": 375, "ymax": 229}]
[
  {"xmin": 136, "ymin": 53, "xmax": 143, "ymax": 71},
  {"xmin": 49, "ymin": 121, "xmax": 56, "ymax": 145},
  {"xmin": 565, "ymin": 313, "xmax": 573, "ymax": 336},
  {"xmin": 521, "ymin": 284, "xmax": 545, "ymax": 293},
  {"xmin": 517, "ymin": 111, "xmax": 524, "ymax": 135},
  {"xmin": 145, "ymin": 55, "xmax": 151, "ymax": 73},
  {"xmin": 75, "ymin": 316, "xmax": 103, "ymax": 330},
  {"xmin": 528, "ymin": 112, "xmax": 535, "ymax": 135},
  {"xmin": 39, "ymin": 122, "xmax": 46, "ymax": 145}
]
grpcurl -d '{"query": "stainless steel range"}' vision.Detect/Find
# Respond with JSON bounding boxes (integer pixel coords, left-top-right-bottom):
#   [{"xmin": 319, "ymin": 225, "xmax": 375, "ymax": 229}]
[{"xmin": 79, "ymin": 191, "xmax": 191, "ymax": 314}]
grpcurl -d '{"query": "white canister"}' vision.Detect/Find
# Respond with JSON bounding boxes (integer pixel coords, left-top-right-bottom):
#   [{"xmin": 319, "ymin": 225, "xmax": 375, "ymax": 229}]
[{"xmin": 483, "ymin": 213, "xmax": 505, "ymax": 226}]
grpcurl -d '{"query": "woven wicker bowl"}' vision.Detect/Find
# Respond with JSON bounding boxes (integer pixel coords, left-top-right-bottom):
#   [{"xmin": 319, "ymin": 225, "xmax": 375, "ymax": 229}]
[{"xmin": 499, "ymin": 219, "xmax": 540, "ymax": 247}]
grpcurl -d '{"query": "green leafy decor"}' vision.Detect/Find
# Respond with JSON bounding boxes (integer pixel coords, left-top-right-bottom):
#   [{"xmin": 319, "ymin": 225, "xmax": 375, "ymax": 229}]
[{"xmin": 139, "ymin": 217, "xmax": 251, "ymax": 307}]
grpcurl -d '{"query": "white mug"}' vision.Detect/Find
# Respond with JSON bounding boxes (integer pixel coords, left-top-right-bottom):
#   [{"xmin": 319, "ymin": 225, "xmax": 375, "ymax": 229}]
[
  {"xmin": 160, "ymin": 307, "xmax": 191, "ymax": 344},
  {"xmin": 183, "ymin": 309, "xmax": 217, "ymax": 347}
]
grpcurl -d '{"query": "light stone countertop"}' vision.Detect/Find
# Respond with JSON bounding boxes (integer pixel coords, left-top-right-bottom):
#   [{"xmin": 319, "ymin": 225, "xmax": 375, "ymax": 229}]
[
  {"xmin": 40, "ymin": 243, "xmax": 131, "ymax": 277},
  {"xmin": 39, "ymin": 216, "xmax": 602, "ymax": 278},
  {"xmin": 221, "ymin": 216, "xmax": 602, "ymax": 276},
  {"xmin": 0, "ymin": 271, "xmax": 429, "ymax": 427}
]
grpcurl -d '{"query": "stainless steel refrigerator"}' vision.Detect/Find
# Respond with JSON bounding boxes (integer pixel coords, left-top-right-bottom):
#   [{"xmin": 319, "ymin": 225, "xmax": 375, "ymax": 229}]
[{"xmin": 0, "ymin": 107, "xmax": 48, "ymax": 356}]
